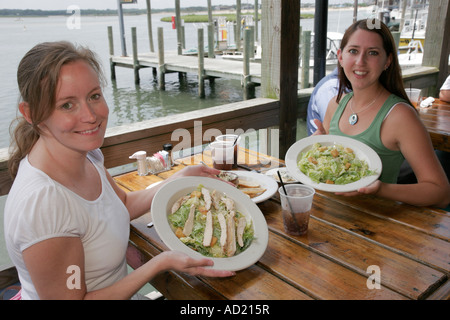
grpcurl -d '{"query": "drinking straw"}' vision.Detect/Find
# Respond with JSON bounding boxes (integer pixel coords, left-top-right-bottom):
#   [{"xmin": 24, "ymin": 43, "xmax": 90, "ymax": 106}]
[
  {"xmin": 277, "ymin": 170, "xmax": 301, "ymax": 230},
  {"xmin": 232, "ymin": 134, "xmax": 240, "ymax": 146}
]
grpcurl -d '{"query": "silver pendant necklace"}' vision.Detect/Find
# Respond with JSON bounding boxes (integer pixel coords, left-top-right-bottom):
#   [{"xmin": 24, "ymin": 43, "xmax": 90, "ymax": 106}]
[{"xmin": 348, "ymin": 89, "xmax": 382, "ymax": 125}]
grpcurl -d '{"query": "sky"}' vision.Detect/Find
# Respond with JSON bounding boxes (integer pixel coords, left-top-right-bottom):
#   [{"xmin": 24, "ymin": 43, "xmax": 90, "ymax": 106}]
[{"xmin": 0, "ymin": 0, "xmax": 324, "ymax": 11}]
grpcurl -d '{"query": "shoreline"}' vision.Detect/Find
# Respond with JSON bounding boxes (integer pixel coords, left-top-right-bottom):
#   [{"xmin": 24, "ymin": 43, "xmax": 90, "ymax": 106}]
[{"xmin": 0, "ymin": 6, "xmax": 373, "ymax": 18}]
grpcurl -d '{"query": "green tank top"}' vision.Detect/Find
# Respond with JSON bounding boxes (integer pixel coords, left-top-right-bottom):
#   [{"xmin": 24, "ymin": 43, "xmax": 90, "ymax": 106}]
[{"xmin": 329, "ymin": 93, "xmax": 407, "ymax": 184}]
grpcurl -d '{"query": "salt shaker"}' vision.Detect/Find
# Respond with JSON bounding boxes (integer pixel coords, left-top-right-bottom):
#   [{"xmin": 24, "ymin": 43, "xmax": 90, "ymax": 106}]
[{"xmin": 129, "ymin": 151, "xmax": 148, "ymax": 176}]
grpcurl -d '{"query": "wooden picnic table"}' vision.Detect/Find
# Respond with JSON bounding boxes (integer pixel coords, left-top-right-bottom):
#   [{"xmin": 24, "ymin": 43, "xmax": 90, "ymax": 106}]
[
  {"xmin": 416, "ymin": 98, "xmax": 450, "ymax": 152},
  {"xmin": 114, "ymin": 148, "xmax": 450, "ymax": 300}
]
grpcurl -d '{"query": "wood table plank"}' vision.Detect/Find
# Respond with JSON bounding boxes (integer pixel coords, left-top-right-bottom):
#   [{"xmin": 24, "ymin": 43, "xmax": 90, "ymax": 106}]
[
  {"xmin": 128, "ymin": 213, "xmax": 312, "ymax": 300},
  {"xmin": 259, "ymin": 199, "xmax": 446, "ymax": 299},
  {"xmin": 311, "ymin": 194, "xmax": 450, "ymax": 273}
]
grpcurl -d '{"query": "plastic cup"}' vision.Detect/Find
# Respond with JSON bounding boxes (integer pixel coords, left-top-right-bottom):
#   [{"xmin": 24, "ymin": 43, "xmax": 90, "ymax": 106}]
[
  {"xmin": 278, "ymin": 185, "xmax": 315, "ymax": 235},
  {"xmin": 216, "ymin": 134, "xmax": 241, "ymax": 168},
  {"xmin": 209, "ymin": 141, "xmax": 235, "ymax": 170},
  {"xmin": 405, "ymin": 88, "xmax": 421, "ymax": 106}
]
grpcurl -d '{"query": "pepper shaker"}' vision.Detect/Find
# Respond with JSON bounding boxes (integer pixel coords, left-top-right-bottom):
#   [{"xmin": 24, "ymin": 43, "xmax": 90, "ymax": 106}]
[{"xmin": 163, "ymin": 143, "xmax": 174, "ymax": 167}]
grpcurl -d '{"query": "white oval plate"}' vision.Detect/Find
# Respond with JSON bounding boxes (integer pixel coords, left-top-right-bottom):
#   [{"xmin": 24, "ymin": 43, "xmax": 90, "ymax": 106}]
[
  {"xmin": 230, "ymin": 170, "xmax": 278, "ymax": 203},
  {"xmin": 285, "ymin": 135, "xmax": 382, "ymax": 192},
  {"xmin": 264, "ymin": 167, "xmax": 298, "ymax": 184},
  {"xmin": 151, "ymin": 177, "xmax": 269, "ymax": 271}
]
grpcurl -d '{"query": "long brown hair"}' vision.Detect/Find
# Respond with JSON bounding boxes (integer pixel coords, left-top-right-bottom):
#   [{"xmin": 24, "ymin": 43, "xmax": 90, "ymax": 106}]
[
  {"xmin": 336, "ymin": 19, "xmax": 410, "ymax": 104},
  {"xmin": 9, "ymin": 41, "xmax": 105, "ymax": 179}
]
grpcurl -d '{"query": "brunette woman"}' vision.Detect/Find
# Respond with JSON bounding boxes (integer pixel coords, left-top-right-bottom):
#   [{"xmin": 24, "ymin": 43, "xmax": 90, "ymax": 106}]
[{"xmin": 314, "ymin": 19, "xmax": 449, "ymax": 208}]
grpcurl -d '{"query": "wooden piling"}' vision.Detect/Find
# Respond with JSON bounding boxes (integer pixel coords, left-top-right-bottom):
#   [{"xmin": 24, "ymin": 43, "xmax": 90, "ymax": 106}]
[
  {"xmin": 107, "ymin": 26, "xmax": 116, "ymax": 80},
  {"xmin": 301, "ymin": 30, "xmax": 311, "ymax": 89},
  {"xmin": 175, "ymin": 0, "xmax": 182, "ymax": 55},
  {"xmin": 145, "ymin": 0, "xmax": 154, "ymax": 52},
  {"xmin": 254, "ymin": 0, "xmax": 259, "ymax": 43},
  {"xmin": 157, "ymin": 27, "xmax": 165, "ymax": 90},
  {"xmin": 243, "ymin": 28, "xmax": 254, "ymax": 100},
  {"xmin": 208, "ymin": 24, "xmax": 215, "ymax": 58},
  {"xmin": 248, "ymin": 26, "xmax": 255, "ymax": 59},
  {"xmin": 236, "ymin": 0, "xmax": 242, "ymax": 51},
  {"xmin": 131, "ymin": 27, "xmax": 139, "ymax": 84},
  {"xmin": 198, "ymin": 28, "xmax": 205, "ymax": 98}
]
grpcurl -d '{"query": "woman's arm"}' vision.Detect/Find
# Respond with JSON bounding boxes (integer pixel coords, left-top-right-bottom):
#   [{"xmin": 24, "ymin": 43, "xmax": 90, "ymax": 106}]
[
  {"xmin": 107, "ymin": 164, "xmax": 221, "ymax": 221},
  {"xmin": 352, "ymin": 104, "xmax": 450, "ymax": 207},
  {"xmin": 23, "ymin": 237, "xmax": 233, "ymax": 300}
]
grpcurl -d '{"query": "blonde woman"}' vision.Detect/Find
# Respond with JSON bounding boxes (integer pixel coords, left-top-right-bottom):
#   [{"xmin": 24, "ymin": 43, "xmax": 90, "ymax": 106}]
[{"xmin": 5, "ymin": 41, "xmax": 233, "ymax": 300}]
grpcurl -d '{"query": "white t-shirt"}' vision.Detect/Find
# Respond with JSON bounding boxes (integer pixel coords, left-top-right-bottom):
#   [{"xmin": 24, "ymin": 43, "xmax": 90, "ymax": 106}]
[
  {"xmin": 441, "ymin": 75, "xmax": 450, "ymax": 90},
  {"xmin": 4, "ymin": 149, "xmax": 130, "ymax": 300}
]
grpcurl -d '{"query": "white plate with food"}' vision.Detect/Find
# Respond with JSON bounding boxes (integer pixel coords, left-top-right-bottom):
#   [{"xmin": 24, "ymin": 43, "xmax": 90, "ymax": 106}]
[
  {"xmin": 285, "ymin": 135, "xmax": 382, "ymax": 192},
  {"xmin": 229, "ymin": 170, "xmax": 278, "ymax": 203},
  {"xmin": 265, "ymin": 167, "xmax": 298, "ymax": 184},
  {"xmin": 151, "ymin": 176, "xmax": 269, "ymax": 271}
]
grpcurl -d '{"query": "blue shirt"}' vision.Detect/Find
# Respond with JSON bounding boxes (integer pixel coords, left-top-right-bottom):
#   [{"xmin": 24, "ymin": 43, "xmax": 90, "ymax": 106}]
[{"xmin": 306, "ymin": 68, "xmax": 340, "ymax": 135}]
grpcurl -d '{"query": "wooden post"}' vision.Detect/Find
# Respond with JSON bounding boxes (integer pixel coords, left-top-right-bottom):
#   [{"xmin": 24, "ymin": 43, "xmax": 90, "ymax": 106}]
[
  {"xmin": 131, "ymin": 27, "xmax": 140, "ymax": 84},
  {"xmin": 107, "ymin": 26, "xmax": 116, "ymax": 80},
  {"xmin": 175, "ymin": 0, "xmax": 182, "ymax": 55},
  {"xmin": 248, "ymin": 26, "xmax": 255, "ymax": 59},
  {"xmin": 157, "ymin": 27, "xmax": 165, "ymax": 90},
  {"xmin": 207, "ymin": 0, "xmax": 214, "ymax": 58},
  {"xmin": 236, "ymin": 0, "xmax": 242, "ymax": 51},
  {"xmin": 353, "ymin": 0, "xmax": 358, "ymax": 23},
  {"xmin": 313, "ymin": 0, "xmax": 328, "ymax": 85},
  {"xmin": 262, "ymin": 0, "xmax": 300, "ymax": 158},
  {"xmin": 301, "ymin": 30, "xmax": 311, "ymax": 89},
  {"xmin": 243, "ymin": 28, "xmax": 251, "ymax": 100},
  {"xmin": 254, "ymin": 0, "xmax": 259, "ymax": 43},
  {"xmin": 198, "ymin": 28, "xmax": 205, "ymax": 98},
  {"xmin": 117, "ymin": 0, "xmax": 127, "ymax": 56},
  {"xmin": 181, "ymin": 25, "xmax": 186, "ymax": 49},
  {"xmin": 422, "ymin": 0, "xmax": 450, "ymax": 93},
  {"xmin": 261, "ymin": 0, "xmax": 280, "ymax": 100},
  {"xmin": 145, "ymin": 0, "xmax": 154, "ymax": 52},
  {"xmin": 208, "ymin": 24, "xmax": 215, "ymax": 58},
  {"xmin": 279, "ymin": 1, "xmax": 300, "ymax": 158}
]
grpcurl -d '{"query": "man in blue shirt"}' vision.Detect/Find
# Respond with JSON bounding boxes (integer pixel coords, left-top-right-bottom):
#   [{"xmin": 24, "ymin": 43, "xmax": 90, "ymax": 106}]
[{"xmin": 306, "ymin": 67, "xmax": 339, "ymax": 136}]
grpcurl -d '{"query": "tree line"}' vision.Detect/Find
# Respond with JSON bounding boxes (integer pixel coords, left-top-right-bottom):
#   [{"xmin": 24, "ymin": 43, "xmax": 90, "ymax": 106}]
[{"xmin": 0, "ymin": 7, "xmax": 219, "ymax": 17}]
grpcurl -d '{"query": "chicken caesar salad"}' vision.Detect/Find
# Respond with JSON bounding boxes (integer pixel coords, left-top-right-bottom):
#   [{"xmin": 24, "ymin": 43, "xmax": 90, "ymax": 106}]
[
  {"xmin": 168, "ymin": 185, "xmax": 255, "ymax": 258},
  {"xmin": 298, "ymin": 143, "xmax": 375, "ymax": 185}
]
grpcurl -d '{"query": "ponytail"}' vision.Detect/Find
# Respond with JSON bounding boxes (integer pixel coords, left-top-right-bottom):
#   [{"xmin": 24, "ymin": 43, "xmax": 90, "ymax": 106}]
[{"xmin": 8, "ymin": 118, "xmax": 39, "ymax": 178}]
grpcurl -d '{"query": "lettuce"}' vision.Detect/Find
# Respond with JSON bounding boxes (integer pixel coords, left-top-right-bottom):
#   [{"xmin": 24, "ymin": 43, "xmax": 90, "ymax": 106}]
[
  {"xmin": 168, "ymin": 185, "xmax": 254, "ymax": 258},
  {"xmin": 298, "ymin": 143, "xmax": 375, "ymax": 185}
]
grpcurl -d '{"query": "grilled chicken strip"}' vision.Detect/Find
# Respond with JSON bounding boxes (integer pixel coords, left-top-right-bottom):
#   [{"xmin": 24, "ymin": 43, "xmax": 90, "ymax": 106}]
[
  {"xmin": 203, "ymin": 211, "xmax": 213, "ymax": 247},
  {"xmin": 202, "ymin": 187, "xmax": 212, "ymax": 211},
  {"xmin": 217, "ymin": 213, "xmax": 227, "ymax": 249},
  {"xmin": 211, "ymin": 190, "xmax": 221, "ymax": 210},
  {"xmin": 236, "ymin": 217, "xmax": 247, "ymax": 247},
  {"xmin": 221, "ymin": 196, "xmax": 235, "ymax": 216},
  {"xmin": 182, "ymin": 204, "xmax": 196, "ymax": 236},
  {"xmin": 226, "ymin": 214, "xmax": 236, "ymax": 257},
  {"xmin": 171, "ymin": 195, "xmax": 189, "ymax": 214}
]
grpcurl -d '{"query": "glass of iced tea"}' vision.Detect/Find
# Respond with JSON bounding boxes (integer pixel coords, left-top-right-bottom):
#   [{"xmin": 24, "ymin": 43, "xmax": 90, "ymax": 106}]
[
  {"xmin": 209, "ymin": 140, "xmax": 235, "ymax": 170},
  {"xmin": 216, "ymin": 134, "xmax": 240, "ymax": 168},
  {"xmin": 278, "ymin": 185, "xmax": 315, "ymax": 235}
]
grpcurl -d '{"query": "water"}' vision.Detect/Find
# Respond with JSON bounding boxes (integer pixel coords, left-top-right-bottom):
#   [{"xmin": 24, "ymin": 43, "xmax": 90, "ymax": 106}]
[{"xmin": 0, "ymin": 8, "xmax": 373, "ymax": 149}]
